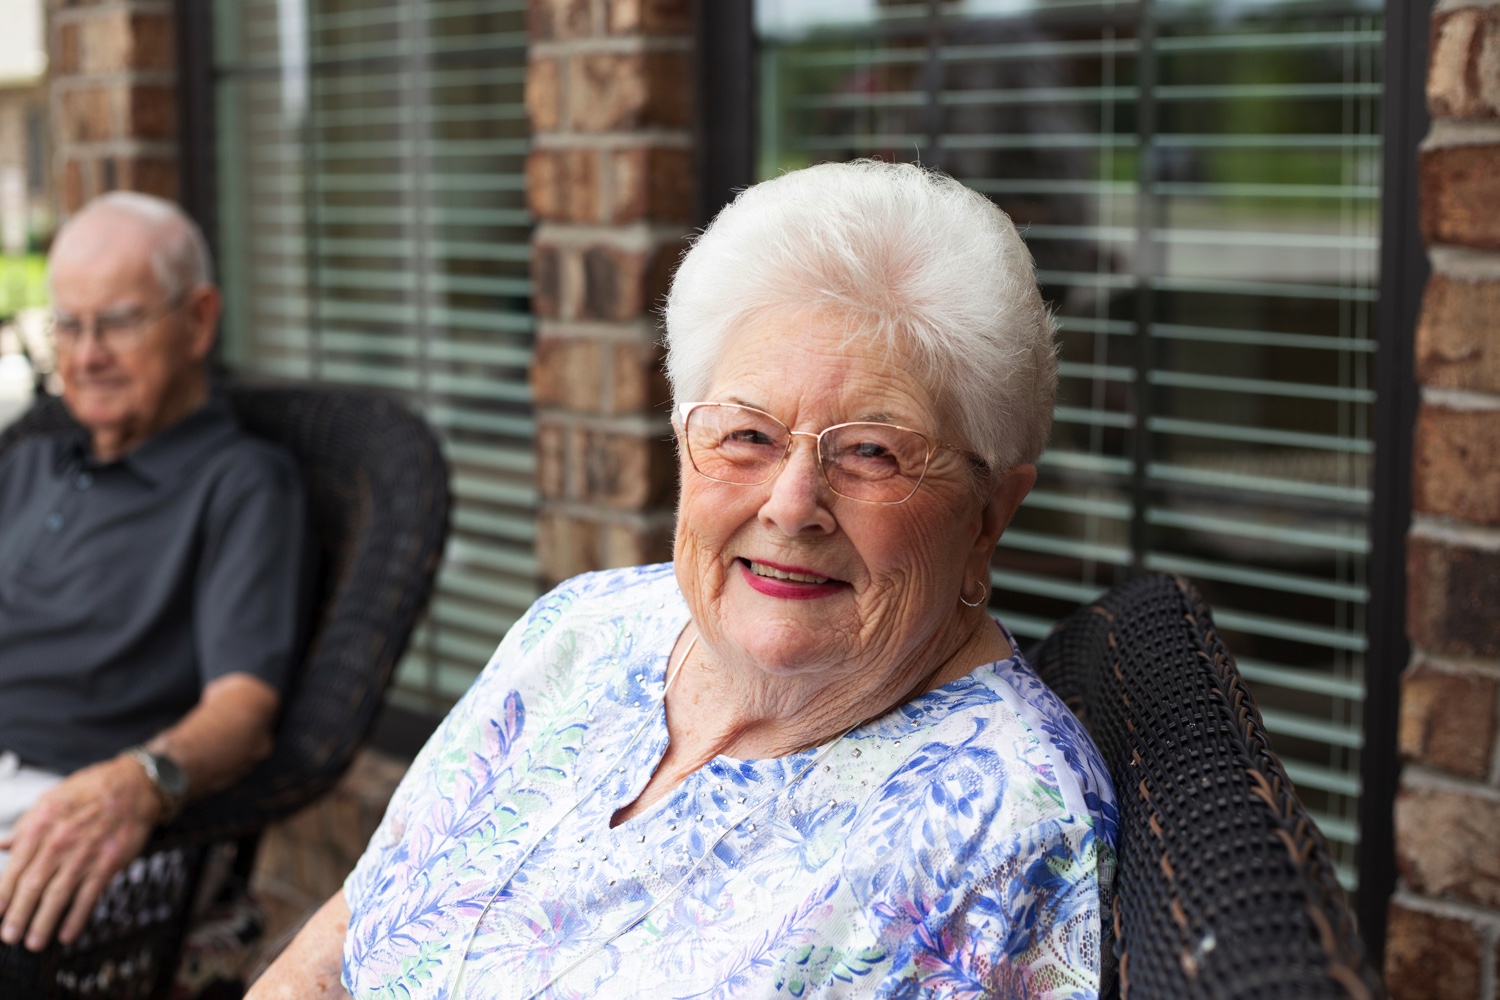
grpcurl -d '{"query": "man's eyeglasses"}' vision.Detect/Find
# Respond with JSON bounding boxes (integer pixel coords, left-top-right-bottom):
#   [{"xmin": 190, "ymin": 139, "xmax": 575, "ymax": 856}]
[
  {"xmin": 676, "ymin": 401, "xmax": 981, "ymax": 505},
  {"xmin": 49, "ymin": 294, "xmax": 185, "ymax": 353}
]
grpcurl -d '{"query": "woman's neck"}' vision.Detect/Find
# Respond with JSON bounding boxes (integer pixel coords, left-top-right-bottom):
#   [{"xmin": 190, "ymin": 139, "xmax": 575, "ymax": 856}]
[
  {"xmin": 669, "ymin": 611, "xmax": 1011, "ymax": 761},
  {"xmin": 610, "ymin": 611, "xmax": 1010, "ymax": 827}
]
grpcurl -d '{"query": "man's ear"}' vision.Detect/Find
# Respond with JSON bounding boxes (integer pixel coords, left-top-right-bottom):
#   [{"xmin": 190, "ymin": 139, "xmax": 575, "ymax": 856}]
[
  {"xmin": 184, "ymin": 285, "xmax": 222, "ymax": 363},
  {"xmin": 968, "ymin": 464, "xmax": 1037, "ymax": 578}
]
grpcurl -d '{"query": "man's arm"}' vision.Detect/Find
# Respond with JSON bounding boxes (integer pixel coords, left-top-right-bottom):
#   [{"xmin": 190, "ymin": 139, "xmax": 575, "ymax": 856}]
[
  {"xmin": 246, "ymin": 889, "xmax": 352, "ymax": 1000},
  {"xmin": 0, "ymin": 672, "xmax": 279, "ymax": 951}
]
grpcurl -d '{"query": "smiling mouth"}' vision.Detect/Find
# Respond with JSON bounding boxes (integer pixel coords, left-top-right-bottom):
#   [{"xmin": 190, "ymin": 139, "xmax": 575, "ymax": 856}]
[{"xmin": 743, "ymin": 559, "xmax": 838, "ymax": 585}]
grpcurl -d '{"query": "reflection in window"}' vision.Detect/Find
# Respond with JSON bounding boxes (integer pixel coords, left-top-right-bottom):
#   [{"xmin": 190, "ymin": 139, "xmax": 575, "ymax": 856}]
[{"xmin": 757, "ymin": 0, "xmax": 1380, "ymax": 893}]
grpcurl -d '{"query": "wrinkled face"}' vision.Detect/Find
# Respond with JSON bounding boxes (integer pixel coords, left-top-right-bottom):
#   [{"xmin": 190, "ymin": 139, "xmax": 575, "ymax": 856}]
[
  {"xmin": 674, "ymin": 309, "xmax": 999, "ymax": 683},
  {"xmin": 49, "ymin": 213, "xmax": 208, "ymax": 450}
]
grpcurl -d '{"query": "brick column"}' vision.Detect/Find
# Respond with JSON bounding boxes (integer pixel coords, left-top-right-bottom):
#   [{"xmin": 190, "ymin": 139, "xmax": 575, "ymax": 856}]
[
  {"xmin": 47, "ymin": 0, "xmax": 178, "ymax": 218},
  {"xmin": 525, "ymin": 0, "xmax": 691, "ymax": 587},
  {"xmin": 1385, "ymin": 9, "xmax": 1500, "ymax": 999}
]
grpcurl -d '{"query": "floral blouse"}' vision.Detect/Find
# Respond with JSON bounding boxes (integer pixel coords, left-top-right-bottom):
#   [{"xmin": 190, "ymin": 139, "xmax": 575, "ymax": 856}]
[{"xmin": 343, "ymin": 564, "xmax": 1118, "ymax": 999}]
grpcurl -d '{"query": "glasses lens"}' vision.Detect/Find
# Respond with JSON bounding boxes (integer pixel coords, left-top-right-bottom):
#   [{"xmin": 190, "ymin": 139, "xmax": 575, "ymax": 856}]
[
  {"xmin": 821, "ymin": 423, "xmax": 931, "ymax": 502},
  {"xmin": 684, "ymin": 404, "xmax": 789, "ymax": 484}
]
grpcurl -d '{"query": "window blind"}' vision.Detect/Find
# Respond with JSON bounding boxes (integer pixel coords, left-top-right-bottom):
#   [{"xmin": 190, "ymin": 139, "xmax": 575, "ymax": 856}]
[
  {"xmin": 214, "ymin": 0, "xmax": 536, "ymax": 716},
  {"xmin": 757, "ymin": 0, "xmax": 1380, "ymax": 891}
]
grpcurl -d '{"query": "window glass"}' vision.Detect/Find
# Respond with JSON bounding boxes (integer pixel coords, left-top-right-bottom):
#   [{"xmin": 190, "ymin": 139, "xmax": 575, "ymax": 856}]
[
  {"xmin": 757, "ymin": 0, "xmax": 1381, "ymax": 891},
  {"xmin": 215, "ymin": 0, "xmax": 536, "ymax": 715}
]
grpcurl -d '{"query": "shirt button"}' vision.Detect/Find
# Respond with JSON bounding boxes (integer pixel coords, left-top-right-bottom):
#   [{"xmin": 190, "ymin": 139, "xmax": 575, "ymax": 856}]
[
  {"xmin": 75, "ymin": 472, "xmax": 93, "ymax": 491},
  {"xmin": 44, "ymin": 511, "xmax": 63, "ymax": 532}
]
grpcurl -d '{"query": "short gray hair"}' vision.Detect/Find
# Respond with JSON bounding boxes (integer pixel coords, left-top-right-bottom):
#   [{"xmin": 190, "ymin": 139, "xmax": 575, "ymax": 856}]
[
  {"xmin": 662, "ymin": 160, "xmax": 1057, "ymax": 471},
  {"xmin": 52, "ymin": 191, "xmax": 214, "ymax": 300}
]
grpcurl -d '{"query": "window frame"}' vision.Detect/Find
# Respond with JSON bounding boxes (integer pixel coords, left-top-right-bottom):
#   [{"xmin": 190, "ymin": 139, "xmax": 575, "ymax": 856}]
[{"xmin": 698, "ymin": 0, "xmax": 1430, "ymax": 961}]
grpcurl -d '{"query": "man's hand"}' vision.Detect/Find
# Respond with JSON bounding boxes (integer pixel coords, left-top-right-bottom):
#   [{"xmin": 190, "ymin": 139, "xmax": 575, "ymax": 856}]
[{"xmin": 0, "ymin": 755, "xmax": 163, "ymax": 951}]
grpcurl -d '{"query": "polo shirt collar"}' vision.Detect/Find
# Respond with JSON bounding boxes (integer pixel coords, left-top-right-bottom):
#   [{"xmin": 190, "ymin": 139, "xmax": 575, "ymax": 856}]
[{"xmin": 56, "ymin": 396, "xmax": 241, "ymax": 487}]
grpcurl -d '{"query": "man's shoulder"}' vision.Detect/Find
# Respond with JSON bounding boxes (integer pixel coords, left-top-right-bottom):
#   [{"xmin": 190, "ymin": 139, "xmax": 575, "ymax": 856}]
[
  {"xmin": 193, "ymin": 427, "xmax": 303, "ymax": 497},
  {"xmin": 0, "ymin": 430, "xmax": 75, "ymax": 498}
]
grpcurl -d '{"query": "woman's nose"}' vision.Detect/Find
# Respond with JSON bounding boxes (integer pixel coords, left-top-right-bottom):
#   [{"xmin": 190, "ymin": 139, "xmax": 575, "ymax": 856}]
[{"xmin": 758, "ymin": 433, "xmax": 836, "ymax": 535}]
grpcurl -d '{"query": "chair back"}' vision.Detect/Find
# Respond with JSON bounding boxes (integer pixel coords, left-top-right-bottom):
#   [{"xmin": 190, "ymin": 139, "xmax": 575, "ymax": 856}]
[{"xmin": 1028, "ymin": 574, "xmax": 1383, "ymax": 1000}]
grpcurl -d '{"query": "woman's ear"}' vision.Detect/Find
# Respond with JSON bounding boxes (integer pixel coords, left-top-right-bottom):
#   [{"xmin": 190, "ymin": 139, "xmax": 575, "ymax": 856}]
[{"xmin": 967, "ymin": 464, "xmax": 1036, "ymax": 578}]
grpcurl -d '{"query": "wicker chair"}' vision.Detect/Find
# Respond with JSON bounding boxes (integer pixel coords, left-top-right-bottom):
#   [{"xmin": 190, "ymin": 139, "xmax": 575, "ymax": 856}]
[
  {"xmin": 1028, "ymin": 574, "xmax": 1384, "ymax": 1000},
  {"xmin": 0, "ymin": 383, "xmax": 451, "ymax": 999}
]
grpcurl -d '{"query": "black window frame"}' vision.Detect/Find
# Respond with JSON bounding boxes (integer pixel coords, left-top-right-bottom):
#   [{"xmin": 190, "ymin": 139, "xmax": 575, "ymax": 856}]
[{"xmin": 697, "ymin": 0, "xmax": 1430, "ymax": 962}]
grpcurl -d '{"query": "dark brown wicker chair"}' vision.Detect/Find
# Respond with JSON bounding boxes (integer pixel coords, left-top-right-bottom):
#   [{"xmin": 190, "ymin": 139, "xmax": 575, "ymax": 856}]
[
  {"xmin": 0, "ymin": 383, "xmax": 451, "ymax": 999},
  {"xmin": 1028, "ymin": 573, "xmax": 1384, "ymax": 1000}
]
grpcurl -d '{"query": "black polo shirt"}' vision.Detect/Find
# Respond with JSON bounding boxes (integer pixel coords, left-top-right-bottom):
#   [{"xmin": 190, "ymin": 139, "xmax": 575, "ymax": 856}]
[{"xmin": 0, "ymin": 397, "xmax": 306, "ymax": 774}]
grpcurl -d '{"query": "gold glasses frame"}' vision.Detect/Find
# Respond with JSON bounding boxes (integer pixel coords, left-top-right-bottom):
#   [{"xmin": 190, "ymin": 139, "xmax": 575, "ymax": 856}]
[{"xmin": 675, "ymin": 400, "xmax": 983, "ymax": 506}]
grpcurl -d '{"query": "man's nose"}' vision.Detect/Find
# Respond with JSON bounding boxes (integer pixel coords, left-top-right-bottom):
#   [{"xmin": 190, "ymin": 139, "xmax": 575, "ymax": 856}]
[{"xmin": 70, "ymin": 327, "xmax": 114, "ymax": 367}]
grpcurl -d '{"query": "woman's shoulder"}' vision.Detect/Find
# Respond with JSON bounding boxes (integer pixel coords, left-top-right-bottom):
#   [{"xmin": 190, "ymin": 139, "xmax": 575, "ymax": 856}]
[
  {"xmin": 505, "ymin": 562, "xmax": 679, "ymax": 652},
  {"xmin": 867, "ymin": 640, "xmax": 1118, "ymax": 849},
  {"xmin": 974, "ymin": 644, "xmax": 1119, "ymax": 847}
]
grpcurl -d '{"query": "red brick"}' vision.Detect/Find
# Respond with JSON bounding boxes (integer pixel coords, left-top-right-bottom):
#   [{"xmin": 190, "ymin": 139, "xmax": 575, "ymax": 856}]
[
  {"xmin": 609, "ymin": 340, "xmax": 671, "ymax": 416},
  {"xmin": 128, "ymin": 13, "xmax": 174, "ymax": 72},
  {"xmin": 581, "ymin": 430, "xmax": 675, "ymax": 508},
  {"xmin": 1408, "ymin": 534, "xmax": 1500, "ymax": 658},
  {"xmin": 1395, "ymin": 785, "xmax": 1500, "ymax": 908},
  {"xmin": 1430, "ymin": 9, "xmax": 1500, "ymax": 120},
  {"xmin": 531, "ymin": 335, "xmax": 604, "ymax": 412},
  {"xmin": 1416, "ymin": 273, "xmax": 1500, "ymax": 394},
  {"xmin": 78, "ymin": 12, "xmax": 131, "ymax": 75},
  {"xmin": 526, "ymin": 56, "xmax": 561, "ymax": 132},
  {"xmin": 57, "ymin": 22, "xmax": 80, "ymax": 75},
  {"xmin": 60, "ymin": 85, "xmax": 114, "ymax": 142},
  {"xmin": 537, "ymin": 509, "xmax": 602, "ymax": 586},
  {"xmin": 536, "ymin": 422, "xmax": 569, "ymax": 499},
  {"xmin": 530, "ymin": 0, "xmax": 593, "ymax": 40},
  {"xmin": 126, "ymin": 84, "xmax": 176, "ymax": 141},
  {"xmin": 607, "ymin": 0, "xmax": 692, "ymax": 35},
  {"xmin": 527, "ymin": 148, "xmax": 601, "ymax": 223},
  {"xmin": 609, "ymin": 145, "xmax": 693, "ymax": 224},
  {"xmin": 1421, "ymin": 144, "xmax": 1500, "ymax": 251},
  {"xmin": 1398, "ymin": 662, "xmax": 1498, "ymax": 778},
  {"xmin": 1383, "ymin": 901, "xmax": 1483, "ymax": 1000},
  {"xmin": 532, "ymin": 243, "xmax": 561, "ymax": 319},
  {"xmin": 601, "ymin": 519, "xmax": 674, "ymax": 568},
  {"xmin": 1413, "ymin": 404, "xmax": 1500, "ymax": 525},
  {"xmin": 114, "ymin": 154, "xmax": 178, "ymax": 199},
  {"xmin": 567, "ymin": 52, "xmax": 692, "ymax": 132},
  {"xmin": 582, "ymin": 244, "xmax": 650, "ymax": 320},
  {"xmin": 60, "ymin": 158, "xmax": 85, "ymax": 215}
]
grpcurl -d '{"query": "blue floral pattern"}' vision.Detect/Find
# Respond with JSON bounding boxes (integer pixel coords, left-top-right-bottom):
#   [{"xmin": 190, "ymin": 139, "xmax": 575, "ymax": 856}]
[{"xmin": 343, "ymin": 564, "xmax": 1117, "ymax": 999}]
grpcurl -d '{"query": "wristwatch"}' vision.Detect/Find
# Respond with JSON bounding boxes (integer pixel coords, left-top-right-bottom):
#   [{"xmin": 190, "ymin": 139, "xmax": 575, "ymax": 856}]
[{"xmin": 124, "ymin": 746, "xmax": 189, "ymax": 822}]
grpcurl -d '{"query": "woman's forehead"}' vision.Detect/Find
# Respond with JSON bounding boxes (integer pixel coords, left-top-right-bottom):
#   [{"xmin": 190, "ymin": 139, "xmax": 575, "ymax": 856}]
[{"xmin": 708, "ymin": 315, "xmax": 943, "ymax": 427}]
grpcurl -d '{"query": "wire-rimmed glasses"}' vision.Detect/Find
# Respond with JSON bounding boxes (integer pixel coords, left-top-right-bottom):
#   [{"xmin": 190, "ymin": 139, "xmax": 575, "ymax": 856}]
[
  {"xmin": 677, "ymin": 401, "xmax": 980, "ymax": 505},
  {"xmin": 48, "ymin": 294, "xmax": 186, "ymax": 354}
]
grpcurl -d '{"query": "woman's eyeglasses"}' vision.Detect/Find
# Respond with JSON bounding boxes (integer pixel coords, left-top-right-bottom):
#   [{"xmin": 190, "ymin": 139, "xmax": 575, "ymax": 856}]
[{"xmin": 677, "ymin": 401, "xmax": 980, "ymax": 505}]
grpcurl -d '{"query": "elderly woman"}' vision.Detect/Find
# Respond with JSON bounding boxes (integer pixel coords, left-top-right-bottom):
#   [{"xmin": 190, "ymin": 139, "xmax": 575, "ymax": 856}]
[{"xmin": 252, "ymin": 160, "xmax": 1117, "ymax": 999}]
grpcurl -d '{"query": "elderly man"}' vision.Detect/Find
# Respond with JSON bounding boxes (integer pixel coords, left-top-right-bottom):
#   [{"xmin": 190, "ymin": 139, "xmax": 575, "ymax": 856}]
[{"xmin": 0, "ymin": 192, "xmax": 306, "ymax": 954}]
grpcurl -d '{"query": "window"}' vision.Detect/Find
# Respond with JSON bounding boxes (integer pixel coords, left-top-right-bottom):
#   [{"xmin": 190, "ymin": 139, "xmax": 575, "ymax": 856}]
[
  {"xmin": 756, "ymin": 0, "xmax": 1381, "ymax": 893},
  {"xmin": 214, "ymin": 0, "xmax": 536, "ymax": 715}
]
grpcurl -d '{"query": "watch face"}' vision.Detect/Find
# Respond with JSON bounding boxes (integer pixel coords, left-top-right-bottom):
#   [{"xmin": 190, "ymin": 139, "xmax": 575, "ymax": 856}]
[{"xmin": 150, "ymin": 752, "xmax": 189, "ymax": 800}]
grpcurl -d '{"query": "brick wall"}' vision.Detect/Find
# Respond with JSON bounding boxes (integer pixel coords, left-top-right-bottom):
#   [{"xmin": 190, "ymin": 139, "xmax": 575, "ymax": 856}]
[
  {"xmin": 1385, "ymin": 8, "xmax": 1500, "ymax": 999},
  {"xmin": 47, "ymin": 0, "xmax": 178, "ymax": 216},
  {"xmin": 525, "ymin": 0, "xmax": 691, "ymax": 586}
]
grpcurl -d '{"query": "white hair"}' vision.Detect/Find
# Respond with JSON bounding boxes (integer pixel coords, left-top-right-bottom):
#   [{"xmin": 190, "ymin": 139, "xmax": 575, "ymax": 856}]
[
  {"xmin": 663, "ymin": 160, "xmax": 1057, "ymax": 471},
  {"xmin": 52, "ymin": 191, "xmax": 214, "ymax": 299}
]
